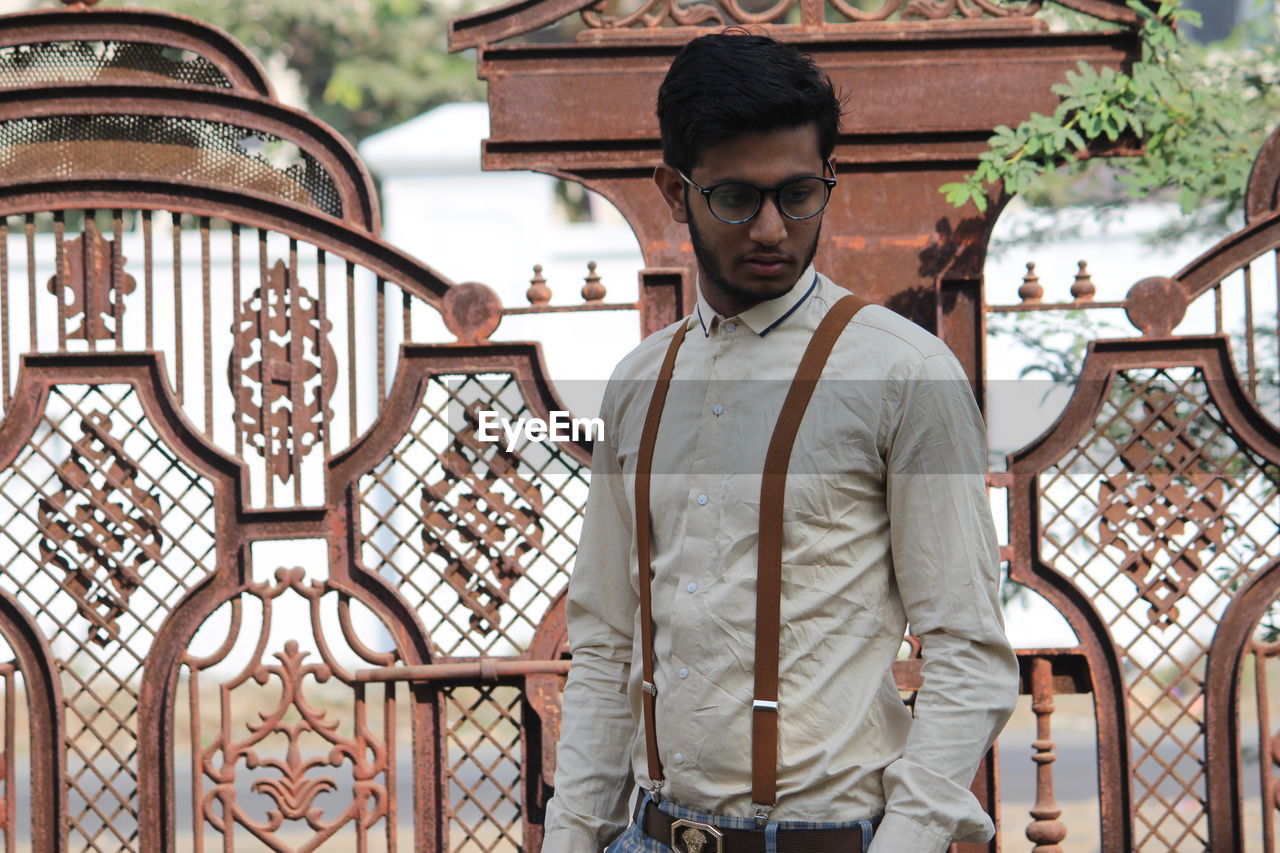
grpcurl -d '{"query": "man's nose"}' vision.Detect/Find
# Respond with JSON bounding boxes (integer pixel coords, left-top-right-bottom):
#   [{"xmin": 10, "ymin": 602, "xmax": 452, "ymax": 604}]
[{"xmin": 749, "ymin": 193, "xmax": 788, "ymax": 246}]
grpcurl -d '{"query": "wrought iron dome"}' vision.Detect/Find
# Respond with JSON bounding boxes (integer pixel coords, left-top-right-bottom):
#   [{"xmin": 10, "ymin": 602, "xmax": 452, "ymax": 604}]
[
  {"xmin": 0, "ymin": 0, "xmax": 537, "ymax": 320},
  {"xmin": 0, "ymin": 2, "xmax": 272, "ymax": 94},
  {"xmin": 0, "ymin": 4, "xmax": 381, "ymax": 231}
]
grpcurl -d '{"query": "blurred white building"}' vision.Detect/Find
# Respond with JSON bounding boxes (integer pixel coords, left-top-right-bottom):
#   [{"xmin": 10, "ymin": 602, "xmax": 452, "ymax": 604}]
[{"xmin": 359, "ymin": 102, "xmax": 645, "ymax": 403}]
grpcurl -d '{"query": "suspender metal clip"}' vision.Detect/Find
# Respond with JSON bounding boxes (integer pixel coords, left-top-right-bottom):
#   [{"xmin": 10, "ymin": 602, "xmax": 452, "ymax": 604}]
[{"xmin": 751, "ymin": 802, "xmax": 773, "ymax": 829}]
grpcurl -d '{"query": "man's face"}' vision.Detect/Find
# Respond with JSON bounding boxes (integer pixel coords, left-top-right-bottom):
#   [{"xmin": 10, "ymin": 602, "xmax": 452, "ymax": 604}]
[{"xmin": 655, "ymin": 123, "xmax": 829, "ymax": 318}]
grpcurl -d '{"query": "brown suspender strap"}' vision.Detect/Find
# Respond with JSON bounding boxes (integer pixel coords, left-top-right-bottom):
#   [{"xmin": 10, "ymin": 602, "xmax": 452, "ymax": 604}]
[
  {"xmin": 751, "ymin": 293, "xmax": 867, "ymax": 812},
  {"xmin": 636, "ymin": 321, "xmax": 687, "ymax": 791},
  {"xmin": 634, "ymin": 293, "xmax": 869, "ymax": 806}
]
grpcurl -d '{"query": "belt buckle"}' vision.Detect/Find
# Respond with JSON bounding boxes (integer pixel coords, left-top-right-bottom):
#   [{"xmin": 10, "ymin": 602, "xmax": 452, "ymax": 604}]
[{"xmin": 669, "ymin": 818, "xmax": 723, "ymax": 853}]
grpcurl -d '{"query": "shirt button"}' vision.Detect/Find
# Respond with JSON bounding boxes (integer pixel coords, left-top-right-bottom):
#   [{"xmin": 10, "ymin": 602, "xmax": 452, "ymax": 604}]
[
  {"xmin": 712, "ymin": 404, "xmax": 724, "ymax": 416},
  {"xmin": 686, "ymin": 582, "xmax": 698, "ymax": 593},
  {"xmin": 673, "ymin": 753, "xmax": 685, "ymax": 764},
  {"xmin": 678, "ymin": 668, "xmax": 689, "ymax": 679},
  {"xmin": 724, "ymin": 322, "xmax": 737, "ymax": 333},
  {"xmin": 696, "ymin": 494, "xmax": 708, "ymax": 505}
]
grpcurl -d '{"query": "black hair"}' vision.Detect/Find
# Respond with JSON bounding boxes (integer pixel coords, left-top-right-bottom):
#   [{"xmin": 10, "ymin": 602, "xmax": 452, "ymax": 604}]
[{"xmin": 656, "ymin": 31, "xmax": 842, "ymax": 175}]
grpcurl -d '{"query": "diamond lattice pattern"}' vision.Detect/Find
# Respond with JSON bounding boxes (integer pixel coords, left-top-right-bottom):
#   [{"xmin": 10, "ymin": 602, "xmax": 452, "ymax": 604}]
[
  {"xmin": 1039, "ymin": 367, "xmax": 1280, "ymax": 851},
  {"xmin": 444, "ymin": 685, "xmax": 523, "ymax": 853},
  {"xmin": 0, "ymin": 383, "xmax": 216, "ymax": 851},
  {"xmin": 359, "ymin": 374, "xmax": 589, "ymax": 658}
]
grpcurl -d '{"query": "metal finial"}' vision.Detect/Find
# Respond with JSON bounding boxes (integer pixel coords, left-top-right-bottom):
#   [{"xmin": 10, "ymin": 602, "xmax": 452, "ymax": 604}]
[
  {"xmin": 526, "ymin": 264, "xmax": 551, "ymax": 306},
  {"xmin": 1070, "ymin": 260, "xmax": 1095, "ymax": 302},
  {"xmin": 581, "ymin": 261, "xmax": 605, "ymax": 302},
  {"xmin": 1018, "ymin": 262, "xmax": 1043, "ymax": 303}
]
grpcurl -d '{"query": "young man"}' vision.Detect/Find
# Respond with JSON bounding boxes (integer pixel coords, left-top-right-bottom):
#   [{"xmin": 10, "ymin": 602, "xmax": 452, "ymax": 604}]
[{"xmin": 544, "ymin": 32, "xmax": 1019, "ymax": 853}]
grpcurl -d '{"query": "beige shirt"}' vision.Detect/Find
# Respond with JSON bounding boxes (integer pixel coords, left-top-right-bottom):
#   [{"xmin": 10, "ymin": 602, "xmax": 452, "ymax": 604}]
[{"xmin": 544, "ymin": 268, "xmax": 1018, "ymax": 853}]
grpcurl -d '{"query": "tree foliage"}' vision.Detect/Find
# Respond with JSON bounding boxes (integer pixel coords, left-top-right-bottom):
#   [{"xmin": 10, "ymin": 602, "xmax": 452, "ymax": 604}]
[
  {"xmin": 942, "ymin": 0, "xmax": 1280, "ymax": 231},
  {"xmin": 129, "ymin": 0, "xmax": 486, "ymax": 143}
]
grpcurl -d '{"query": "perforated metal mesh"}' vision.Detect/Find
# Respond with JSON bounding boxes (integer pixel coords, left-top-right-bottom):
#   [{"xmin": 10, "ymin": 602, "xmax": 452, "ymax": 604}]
[
  {"xmin": 0, "ymin": 114, "xmax": 343, "ymax": 217},
  {"xmin": 0, "ymin": 40, "xmax": 233, "ymax": 89},
  {"xmin": 1039, "ymin": 367, "xmax": 1280, "ymax": 851}
]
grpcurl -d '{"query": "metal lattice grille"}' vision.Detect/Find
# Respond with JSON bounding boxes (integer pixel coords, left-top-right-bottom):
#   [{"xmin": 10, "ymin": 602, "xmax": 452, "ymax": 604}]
[
  {"xmin": 0, "ymin": 41, "xmax": 233, "ymax": 89},
  {"xmin": 444, "ymin": 685, "xmax": 523, "ymax": 853},
  {"xmin": 1038, "ymin": 367, "xmax": 1280, "ymax": 851},
  {"xmin": 359, "ymin": 373, "xmax": 589, "ymax": 658},
  {"xmin": 0, "ymin": 115, "xmax": 341, "ymax": 217},
  {"xmin": 0, "ymin": 383, "xmax": 216, "ymax": 852}
]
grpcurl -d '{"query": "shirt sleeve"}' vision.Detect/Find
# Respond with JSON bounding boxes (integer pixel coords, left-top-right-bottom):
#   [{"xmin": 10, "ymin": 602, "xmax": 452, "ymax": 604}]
[
  {"xmin": 542, "ymin": 384, "xmax": 641, "ymax": 853},
  {"xmin": 867, "ymin": 353, "xmax": 1019, "ymax": 853}
]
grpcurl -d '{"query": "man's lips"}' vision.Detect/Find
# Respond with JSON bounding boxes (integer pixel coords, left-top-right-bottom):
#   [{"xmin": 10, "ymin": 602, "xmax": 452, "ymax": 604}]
[{"xmin": 742, "ymin": 254, "xmax": 790, "ymax": 276}]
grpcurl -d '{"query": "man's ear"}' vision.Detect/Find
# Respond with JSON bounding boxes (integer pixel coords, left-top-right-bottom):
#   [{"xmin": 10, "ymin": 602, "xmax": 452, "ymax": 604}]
[{"xmin": 653, "ymin": 163, "xmax": 689, "ymax": 224}]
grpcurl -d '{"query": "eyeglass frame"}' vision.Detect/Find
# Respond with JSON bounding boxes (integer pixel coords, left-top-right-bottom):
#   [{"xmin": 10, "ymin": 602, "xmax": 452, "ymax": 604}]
[{"xmin": 675, "ymin": 162, "xmax": 837, "ymax": 225}]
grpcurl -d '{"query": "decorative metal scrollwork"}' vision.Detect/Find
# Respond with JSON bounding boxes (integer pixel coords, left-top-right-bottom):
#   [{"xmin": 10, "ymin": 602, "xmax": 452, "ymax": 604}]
[
  {"xmin": 230, "ymin": 259, "xmax": 336, "ymax": 485},
  {"xmin": 46, "ymin": 227, "xmax": 136, "ymax": 343},
  {"xmin": 581, "ymin": 0, "xmax": 1042, "ymax": 29},
  {"xmin": 192, "ymin": 567, "xmax": 396, "ymax": 852},
  {"xmin": 1097, "ymin": 389, "xmax": 1228, "ymax": 626},
  {"xmin": 38, "ymin": 410, "xmax": 164, "ymax": 647},
  {"xmin": 421, "ymin": 403, "xmax": 546, "ymax": 635}
]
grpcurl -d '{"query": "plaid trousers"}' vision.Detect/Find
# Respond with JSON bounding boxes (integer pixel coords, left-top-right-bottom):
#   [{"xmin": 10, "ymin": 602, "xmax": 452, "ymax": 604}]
[{"xmin": 604, "ymin": 793, "xmax": 878, "ymax": 853}]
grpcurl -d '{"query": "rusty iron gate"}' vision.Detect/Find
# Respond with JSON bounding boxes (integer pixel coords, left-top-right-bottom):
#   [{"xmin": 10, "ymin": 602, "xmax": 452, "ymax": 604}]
[{"xmin": 0, "ymin": 0, "xmax": 1275, "ymax": 851}]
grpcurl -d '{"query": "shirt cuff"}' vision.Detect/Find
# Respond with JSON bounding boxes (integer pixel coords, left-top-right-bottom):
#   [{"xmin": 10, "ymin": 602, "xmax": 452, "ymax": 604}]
[
  {"xmin": 542, "ymin": 826, "xmax": 609, "ymax": 853},
  {"xmin": 866, "ymin": 812, "xmax": 953, "ymax": 853}
]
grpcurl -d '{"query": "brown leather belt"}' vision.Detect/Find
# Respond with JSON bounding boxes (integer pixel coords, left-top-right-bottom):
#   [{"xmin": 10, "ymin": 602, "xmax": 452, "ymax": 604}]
[{"xmin": 641, "ymin": 801, "xmax": 867, "ymax": 853}]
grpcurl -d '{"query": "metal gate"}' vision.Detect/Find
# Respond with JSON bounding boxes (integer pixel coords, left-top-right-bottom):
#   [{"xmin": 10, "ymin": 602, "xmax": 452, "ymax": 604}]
[
  {"xmin": 0, "ymin": 5, "xmax": 583, "ymax": 850},
  {"xmin": 0, "ymin": 1, "xmax": 1275, "ymax": 851}
]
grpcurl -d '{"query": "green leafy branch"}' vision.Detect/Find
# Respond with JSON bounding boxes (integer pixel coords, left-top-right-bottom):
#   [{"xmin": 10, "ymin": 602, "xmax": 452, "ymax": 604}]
[{"xmin": 942, "ymin": 0, "xmax": 1279, "ymax": 216}]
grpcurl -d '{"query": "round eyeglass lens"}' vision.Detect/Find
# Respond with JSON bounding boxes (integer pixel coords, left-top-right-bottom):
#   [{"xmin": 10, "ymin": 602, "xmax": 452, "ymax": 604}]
[
  {"xmin": 778, "ymin": 177, "xmax": 828, "ymax": 218},
  {"xmin": 707, "ymin": 183, "xmax": 759, "ymax": 222}
]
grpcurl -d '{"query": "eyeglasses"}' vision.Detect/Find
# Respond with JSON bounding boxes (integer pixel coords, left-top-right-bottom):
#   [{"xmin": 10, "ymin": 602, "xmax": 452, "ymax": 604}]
[{"xmin": 677, "ymin": 163, "xmax": 836, "ymax": 224}]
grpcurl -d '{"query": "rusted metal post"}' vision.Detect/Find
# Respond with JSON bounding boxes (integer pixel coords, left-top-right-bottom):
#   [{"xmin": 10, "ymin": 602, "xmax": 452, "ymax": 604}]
[
  {"xmin": 1256, "ymin": 640, "xmax": 1277, "ymax": 852},
  {"xmin": 1026, "ymin": 656, "xmax": 1066, "ymax": 853}
]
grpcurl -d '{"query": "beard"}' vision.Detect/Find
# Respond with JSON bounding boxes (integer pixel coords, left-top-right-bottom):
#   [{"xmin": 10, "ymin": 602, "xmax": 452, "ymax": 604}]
[{"xmin": 687, "ymin": 212, "xmax": 822, "ymax": 312}]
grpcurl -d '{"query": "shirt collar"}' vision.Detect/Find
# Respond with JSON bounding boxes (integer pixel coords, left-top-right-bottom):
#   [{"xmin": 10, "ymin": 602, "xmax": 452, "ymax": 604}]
[{"xmin": 689, "ymin": 264, "xmax": 818, "ymax": 338}]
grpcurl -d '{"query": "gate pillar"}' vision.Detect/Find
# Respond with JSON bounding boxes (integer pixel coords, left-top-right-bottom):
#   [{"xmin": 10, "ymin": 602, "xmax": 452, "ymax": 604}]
[{"xmin": 449, "ymin": 0, "xmax": 1145, "ymax": 388}]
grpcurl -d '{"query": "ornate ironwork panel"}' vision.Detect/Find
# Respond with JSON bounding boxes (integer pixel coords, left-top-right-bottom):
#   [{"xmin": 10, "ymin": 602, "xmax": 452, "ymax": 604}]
[
  {"xmin": 0, "ymin": 379, "xmax": 217, "ymax": 851},
  {"xmin": 357, "ymin": 369, "xmax": 587, "ymax": 659},
  {"xmin": 173, "ymin": 565, "xmax": 411, "ymax": 852},
  {"xmin": 1041, "ymin": 363, "xmax": 1276, "ymax": 847},
  {"xmin": 1007, "ymin": 336, "xmax": 1280, "ymax": 851}
]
